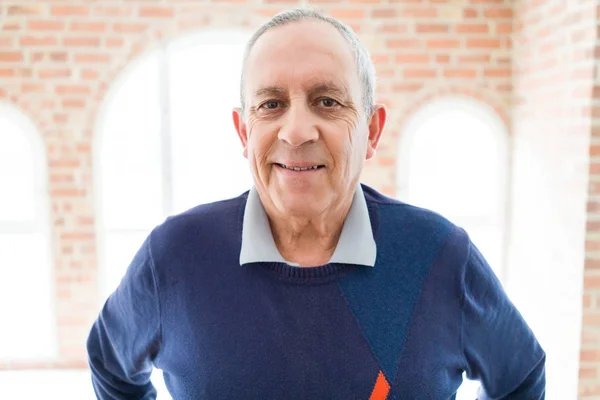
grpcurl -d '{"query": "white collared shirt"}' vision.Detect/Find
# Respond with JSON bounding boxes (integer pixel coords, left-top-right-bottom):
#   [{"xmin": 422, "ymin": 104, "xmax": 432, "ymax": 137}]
[{"xmin": 239, "ymin": 185, "xmax": 377, "ymax": 267}]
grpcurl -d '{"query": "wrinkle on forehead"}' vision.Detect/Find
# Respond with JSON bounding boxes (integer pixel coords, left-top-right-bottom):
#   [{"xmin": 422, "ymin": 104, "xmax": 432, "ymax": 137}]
[{"xmin": 244, "ymin": 20, "xmax": 360, "ymax": 103}]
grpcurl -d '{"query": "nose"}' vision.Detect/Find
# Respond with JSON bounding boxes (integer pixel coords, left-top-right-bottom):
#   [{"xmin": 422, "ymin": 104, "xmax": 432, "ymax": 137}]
[{"xmin": 277, "ymin": 103, "xmax": 319, "ymax": 147}]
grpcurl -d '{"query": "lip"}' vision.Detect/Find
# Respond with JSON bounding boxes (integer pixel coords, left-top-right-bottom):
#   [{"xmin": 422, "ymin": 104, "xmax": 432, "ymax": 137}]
[
  {"xmin": 273, "ymin": 163, "xmax": 325, "ymax": 173},
  {"xmin": 275, "ymin": 162, "xmax": 325, "ymax": 168}
]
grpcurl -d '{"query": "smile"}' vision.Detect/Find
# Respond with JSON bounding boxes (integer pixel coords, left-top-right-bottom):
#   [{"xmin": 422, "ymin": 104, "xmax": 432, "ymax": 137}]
[{"xmin": 276, "ymin": 163, "xmax": 325, "ymax": 171}]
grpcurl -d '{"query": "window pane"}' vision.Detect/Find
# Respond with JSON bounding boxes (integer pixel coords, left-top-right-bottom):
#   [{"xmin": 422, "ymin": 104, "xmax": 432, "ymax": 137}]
[
  {"xmin": 168, "ymin": 32, "xmax": 254, "ymax": 214},
  {"xmin": 102, "ymin": 230, "xmax": 151, "ymax": 300},
  {"xmin": 100, "ymin": 50, "xmax": 164, "ymax": 230},
  {"xmin": 407, "ymin": 109, "xmax": 501, "ymax": 218},
  {"xmin": 0, "ymin": 116, "xmax": 36, "ymax": 223},
  {"xmin": 0, "ymin": 232, "xmax": 55, "ymax": 360}
]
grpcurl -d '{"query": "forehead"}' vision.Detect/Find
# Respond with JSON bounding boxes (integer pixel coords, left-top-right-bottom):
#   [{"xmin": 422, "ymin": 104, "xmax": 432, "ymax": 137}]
[{"xmin": 245, "ymin": 20, "xmax": 359, "ymax": 96}]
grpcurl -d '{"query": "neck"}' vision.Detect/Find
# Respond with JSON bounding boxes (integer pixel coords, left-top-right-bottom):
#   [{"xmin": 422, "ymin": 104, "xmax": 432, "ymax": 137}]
[{"xmin": 263, "ymin": 189, "xmax": 356, "ymax": 267}]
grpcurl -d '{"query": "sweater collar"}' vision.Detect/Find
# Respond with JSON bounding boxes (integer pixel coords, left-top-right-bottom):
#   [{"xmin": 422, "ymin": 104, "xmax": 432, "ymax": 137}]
[{"xmin": 239, "ymin": 185, "xmax": 377, "ymax": 267}]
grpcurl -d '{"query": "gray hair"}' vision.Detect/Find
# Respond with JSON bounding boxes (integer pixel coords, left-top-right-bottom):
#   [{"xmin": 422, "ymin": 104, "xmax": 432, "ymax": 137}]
[{"xmin": 240, "ymin": 8, "xmax": 376, "ymax": 118}]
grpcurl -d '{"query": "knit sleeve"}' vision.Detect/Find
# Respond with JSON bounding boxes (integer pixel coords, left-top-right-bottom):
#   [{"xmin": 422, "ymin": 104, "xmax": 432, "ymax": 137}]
[
  {"xmin": 460, "ymin": 236, "xmax": 546, "ymax": 399},
  {"xmin": 86, "ymin": 231, "xmax": 162, "ymax": 400}
]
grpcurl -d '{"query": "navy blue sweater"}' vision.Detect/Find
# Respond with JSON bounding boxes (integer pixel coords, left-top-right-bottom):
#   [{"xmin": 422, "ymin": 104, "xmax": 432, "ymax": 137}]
[{"xmin": 87, "ymin": 185, "xmax": 545, "ymax": 399}]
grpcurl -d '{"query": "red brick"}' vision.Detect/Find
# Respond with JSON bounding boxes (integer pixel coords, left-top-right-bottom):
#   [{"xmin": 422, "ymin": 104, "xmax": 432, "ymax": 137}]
[
  {"xmin": 139, "ymin": 6, "xmax": 175, "ymax": 18},
  {"xmin": 70, "ymin": 22, "xmax": 107, "ymax": 33},
  {"xmin": 74, "ymin": 53, "xmax": 111, "ymax": 64},
  {"xmin": 63, "ymin": 37, "xmax": 101, "ymax": 47},
  {"xmin": 370, "ymin": 54, "xmax": 389, "ymax": 64},
  {"xmin": 584, "ymin": 313, "xmax": 600, "ymax": 327},
  {"xmin": 463, "ymin": 8, "xmax": 478, "ymax": 18},
  {"xmin": 436, "ymin": 55, "xmax": 450, "ymax": 63},
  {"xmin": 392, "ymin": 83, "xmax": 423, "ymax": 92},
  {"xmin": 484, "ymin": 68, "xmax": 511, "ymax": 78},
  {"xmin": 93, "ymin": 6, "xmax": 134, "ymax": 17},
  {"xmin": 581, "ymin": 349, "xmax": 600, "ymax": 362},
  {"xmin": 53, "ymin": 114, "xmax": 69, "ymax": 124},
  {"xmin": 458, "ymin": 54, "xmax": 491, "ymax": 63},
  {"xmin": 7, "ymin": 4, "xmax": 47, "ymax": 15},
  {"xmin": 583, "ymin": 293, "xmax": 593, "ymax": 308},
  {"xmin": 401, "ymin": 7, "xmax": 437, "ymax": 17},
  {"xmin": 0, "ymin": 52, "xmax": 23, "ymax": 62},
  {"xmin": 19, "ymin": 36, "xmax": 57, "ymax": 46},
  {"xmin": 51, "ymin": 6, "xmax": 90, "ymax": 16},
  {"xmin": 444, "ymin": 69, "xmax": 477, "ymax": 78},
  {"xmin": 0, "ymin": 68, "xmax": 14, "ymax": 78},
  {"xmin": 81, "ymin": 69, "xmax": 99, "ymax": 80},
  {"xmin": 497, "ymin": 23, "xmax": 513, "ymax": 34},
  {"xmin": 28, "ymin": 20, "xmax": 65, "ymax": 31},
  {"xmin": 38, "ymin": 68, "xmax": 72, "ymax": 79},
  {"xmin": 386, "ymin": 39, "xmax": 421, "ymax": 49},
  {"xmin": 0, "ymin": 37, "xmax": 13, "ymax": 47},
  {"xmin": 21, "ymin": 83, "xmax": 46, "ymax": 93},
  {"xmin": 580, "ymin": 367, "xmax": 597, "ymax": 380},
  {"xmin": 584, "ymin": 274, "xmax": 600, "ymax": 289},
  {"xmin": 456, "ymin": 23, "xmax": 489, "ymax": 34},
  {"xmin": 395, "ymin": 54, "xmax": 430, "ymax": 63},
  {"xmin": 466, "ymin": 38, "xmax": 502, "ymax": 48},
  {"xmin": 113, "ymin": 23, "xmax": 148, "ymax": 34},
  {"xmin": 416, "ymin": 24, "xmax": 449, "ymax": 33},
  {"xmin": 484, "ymin": 7, "xmax": 513, "ymax": 18},
  {"xmin": 55, "ymin": 85, "xmax": 91, "ymax": 95},
  {"xmin": 50, "ymin": 52, "xmax": 68, "ymax": 62},
  {"xmin": 3, "ymin": 20, "xmax": 22, "ymax": 31},
  {"xmin": 426, "ymin": 39, "xmax": 461, "ymax": 49},
  {"xmin": 106, "ymin": 38, "xmax": 125, "ymax": 48},
  {"xmin": 371, "ymin": 9, "xmax": 396, "ymax": 18}
]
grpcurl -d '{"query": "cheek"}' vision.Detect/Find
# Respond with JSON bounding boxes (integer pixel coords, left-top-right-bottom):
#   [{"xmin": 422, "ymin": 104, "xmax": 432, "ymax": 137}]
[{"xmin": 247, "ymin": 123, "xmax": 275, "ymax": 167}]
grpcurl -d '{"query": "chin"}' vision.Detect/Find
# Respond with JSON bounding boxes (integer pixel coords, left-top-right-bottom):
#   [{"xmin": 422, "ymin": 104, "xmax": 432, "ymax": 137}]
[{"xmin": 275, "ymin": 191, "xmax": 329, "ymax": 217}]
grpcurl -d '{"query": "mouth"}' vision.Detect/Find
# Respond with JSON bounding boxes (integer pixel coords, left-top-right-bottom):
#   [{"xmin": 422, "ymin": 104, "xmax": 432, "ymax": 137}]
[{"xmin": 275, "ymin": 163, "xmax": 325, "ymax": 171}]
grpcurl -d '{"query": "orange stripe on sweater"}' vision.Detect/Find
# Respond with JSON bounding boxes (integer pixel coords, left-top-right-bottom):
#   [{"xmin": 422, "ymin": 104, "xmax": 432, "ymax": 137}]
[{"xmin": 369, "ymin": 371, "xmax": 390, "ymax": 400}]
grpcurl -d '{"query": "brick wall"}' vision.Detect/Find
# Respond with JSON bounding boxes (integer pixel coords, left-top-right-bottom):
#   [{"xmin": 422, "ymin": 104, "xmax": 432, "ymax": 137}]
[
  {"xmin": 0, "ymin": 0, "xmax": 514, "ymax": 369},
  {"xmin": 510, "ymin": 0, "xmax": 598, "ymax": 398},
  {"xmin": 4, "ymin": 1, "xmax": 597, "ymax": 398},
  {"xmin": 581, "ymin": 5, "xmax": 600, "ymax": 398}
]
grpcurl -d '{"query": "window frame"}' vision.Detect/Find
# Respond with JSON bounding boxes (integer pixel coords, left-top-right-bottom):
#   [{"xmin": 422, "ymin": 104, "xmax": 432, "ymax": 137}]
[
  {"xmin": 93, "ymin": 30, "xmax": 252, "ymax": 301},
  {"xmin": 396, "ymin": 96, "xmax": 511, "ymax": 281},
  {"xmin": 0, "ymin": 101, "xmax": 57, "ymax": 361}
]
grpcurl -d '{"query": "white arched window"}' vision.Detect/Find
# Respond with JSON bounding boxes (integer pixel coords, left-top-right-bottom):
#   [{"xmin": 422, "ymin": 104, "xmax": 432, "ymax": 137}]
[
  {"xmin": 0, "ymin": 103, "xmax": 55, "ymax": 361},
  {"xmin": 397, "ymin": 97, "xmax": 509, "ymax": 399},
  {"xmin": 398, "ymin": 97, "xmax": 508, "ymax": 279},
  {"xmin": 95, "ymin": 31, "xmax": 253, "ymax": 396}
]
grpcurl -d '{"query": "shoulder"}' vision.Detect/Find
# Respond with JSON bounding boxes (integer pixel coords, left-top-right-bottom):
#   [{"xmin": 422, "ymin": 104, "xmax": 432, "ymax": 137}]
[
  {"xmin": 149, "ymin": 191, "xmax": 248, "ymax": 252},
  {"xmin": 362, "ymin": 183, "xmax": 461, "ymax": 242}
]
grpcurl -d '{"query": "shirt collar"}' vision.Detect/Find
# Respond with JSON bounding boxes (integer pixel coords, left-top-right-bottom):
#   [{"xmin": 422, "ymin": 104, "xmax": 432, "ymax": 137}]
[{"xmin": 239, "ymin": 185, "xmax": 377, "ymax": 267}]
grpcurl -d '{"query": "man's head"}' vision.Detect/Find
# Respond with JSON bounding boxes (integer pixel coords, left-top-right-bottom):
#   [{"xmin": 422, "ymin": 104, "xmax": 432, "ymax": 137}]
[{"xmin": 233, "ymin": 8, "xmax": 386, "ymax": 219}]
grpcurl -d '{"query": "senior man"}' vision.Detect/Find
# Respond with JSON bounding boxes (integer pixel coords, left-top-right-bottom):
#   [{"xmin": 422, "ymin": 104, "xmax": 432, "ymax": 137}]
[{"xmin": 87, "ymin": 8, "xmax": 545, "ymax": 400}]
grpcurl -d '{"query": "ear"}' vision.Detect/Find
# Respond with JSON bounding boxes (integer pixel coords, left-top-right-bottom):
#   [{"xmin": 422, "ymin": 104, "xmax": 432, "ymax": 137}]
[
  {"xmin": 365, "ymin": 104, "xmax": 387, "ymax": 160},
  {"xmin": 232, "ymin": 107, "xmax": 248, "ymax": 158}
]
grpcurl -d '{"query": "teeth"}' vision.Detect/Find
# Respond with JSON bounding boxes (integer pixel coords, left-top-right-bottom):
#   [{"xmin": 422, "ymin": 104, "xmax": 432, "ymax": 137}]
[{"xmin": 280, "ymin": 164, "xmax": 320, "ymax": 171}]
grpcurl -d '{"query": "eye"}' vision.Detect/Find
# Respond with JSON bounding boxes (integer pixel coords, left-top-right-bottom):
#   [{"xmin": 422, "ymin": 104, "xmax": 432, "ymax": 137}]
[
  {"xmin": 319, "ymin": 98, "xmax": 340, "ymax": 108},
  {"xmin": 260, "ymin": 100, "xmax": 281, "ymax": 110}
]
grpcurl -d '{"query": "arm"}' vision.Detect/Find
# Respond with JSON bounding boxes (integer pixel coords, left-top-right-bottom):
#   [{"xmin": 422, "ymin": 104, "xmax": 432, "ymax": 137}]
[
  {"xmin": 86, "ymin": 232, "xmax": 161, "ymax": 399},
  {"xmin": 461, "ymin": 236, "xmax": 546, "ymax": 399}
]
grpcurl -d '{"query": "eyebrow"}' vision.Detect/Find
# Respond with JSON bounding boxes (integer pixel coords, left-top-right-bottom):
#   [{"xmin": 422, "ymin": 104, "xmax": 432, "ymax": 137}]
[
  {"xmin": 254, "ymin": 86, "xmax": 286, "ymax": 98},
  {"xmin": 253, "ymin": 82, "xmax": 351, "ymax": 100},
  {"xmin": 305, "ymin": 82, "xmax": 351, "ymax": 100}
]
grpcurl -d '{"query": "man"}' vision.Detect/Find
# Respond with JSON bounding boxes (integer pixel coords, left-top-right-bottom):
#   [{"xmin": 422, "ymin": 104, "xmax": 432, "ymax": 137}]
[{"xmin": 87, "ymin": 8, "xmax": 545, "ymax": 399}]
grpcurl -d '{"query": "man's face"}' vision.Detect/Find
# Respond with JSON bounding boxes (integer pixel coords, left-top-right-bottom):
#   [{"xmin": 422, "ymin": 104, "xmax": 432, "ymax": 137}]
[{"xmin": 233, "ymin": 20, "xmax": 385, "ymax": 218}]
